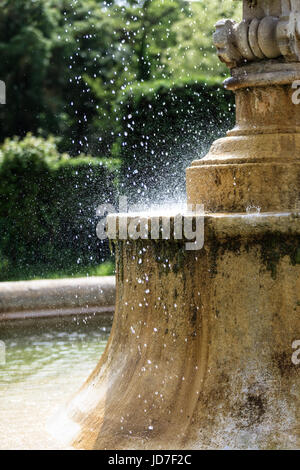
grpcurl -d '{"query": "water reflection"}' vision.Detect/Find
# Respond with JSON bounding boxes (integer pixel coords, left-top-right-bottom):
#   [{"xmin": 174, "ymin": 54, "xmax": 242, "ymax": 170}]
[{"xmin": 0, "ymin": 317, "xmax": 111, "ymax": 449}]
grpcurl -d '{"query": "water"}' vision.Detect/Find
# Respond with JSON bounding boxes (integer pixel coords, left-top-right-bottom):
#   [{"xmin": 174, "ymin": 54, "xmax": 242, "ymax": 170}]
[{"xmin": 0, "ymin": 318, "xmax": 111, "ymax": 449}]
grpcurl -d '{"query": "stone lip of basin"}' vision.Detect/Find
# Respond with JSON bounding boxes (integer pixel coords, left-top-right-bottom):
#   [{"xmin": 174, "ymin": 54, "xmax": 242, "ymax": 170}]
[
  {"xmin": 109, "ymin": 211, "xmax": 300, "ymax": 240},
  {"xmin": 0, "ymin": 276, "xmax": 116, "ymax": 321}
]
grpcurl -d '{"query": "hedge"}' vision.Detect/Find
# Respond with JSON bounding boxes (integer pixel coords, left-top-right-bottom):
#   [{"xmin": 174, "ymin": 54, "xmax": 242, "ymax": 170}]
[
  {"xmin": 117, "ymin": 75, "xmax": 235, "ymax": 203},
  {"xmin": 0, "ymin": 135, "xmax": 120, "ymax": 280}
]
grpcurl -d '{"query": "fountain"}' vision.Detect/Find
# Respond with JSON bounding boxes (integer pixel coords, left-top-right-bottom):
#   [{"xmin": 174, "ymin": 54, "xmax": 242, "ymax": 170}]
[{"xmin": 52, "ymin": 0, "xmax": 300, "ymax": 449}]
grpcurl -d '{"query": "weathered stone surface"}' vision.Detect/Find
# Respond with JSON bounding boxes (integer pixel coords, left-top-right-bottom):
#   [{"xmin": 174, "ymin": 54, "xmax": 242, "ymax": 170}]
[
  {"xmin": 214, "ymin": 1, "xmax": 300, "ymax": 67},
  {"xmin": 50, "ymin": 214, "xmax": 300, "ymax": 449},
  {"xmin": 187, "ymin": 1, "xmax": 300, "ymax": 213},
  {"xmin": 187, "ymin": 84, "xmax": 300, "ymax": 213},
  {"xmin": 0, "ymin": 277, "xmax": 115, "ymax": 320}
]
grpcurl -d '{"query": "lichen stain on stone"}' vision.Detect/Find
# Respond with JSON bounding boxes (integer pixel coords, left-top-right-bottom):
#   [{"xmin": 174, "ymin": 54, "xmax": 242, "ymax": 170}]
[
  {"xmin": 205, "ymin": 232, "xmax": 300, "ymax": 280},
  {"xmin": 115, "ymin": 233, "xmax": 300, "ymax": 285},
  {"xmin": 254, "ymin": 88, "xmax": 277, "ymax": 115},
  {"xmin": 115, "ymin": 240, "xmax": 125, "ymax": 284},
  {"xmin": 259, "ymin": 233, "xmax": 300, "ymax": 280},
  {"xmin": 272, "ymin": 351, "xmax": 300, "ymax": 378},
  {"xmin": 151, "ymin": 241, "xmax": 187, "ymax": 278},
  {"xmin": 236, "ymin": 393, "xmax": 266, "ymax": 429},
  {"xmin": 190, "ymin": 305, "xmax": 198, "ymax": 325},
  {"xmin": 207, "ymin": 234, "xmax": 242, "ymax": 277}
]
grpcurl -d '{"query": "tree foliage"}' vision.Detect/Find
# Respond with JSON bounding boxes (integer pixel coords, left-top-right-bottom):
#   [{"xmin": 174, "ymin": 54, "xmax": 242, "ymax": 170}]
[
  {"xmin": 163, "ymin": 0, "xmax": 242, "ymax": 78},
  {"xmin": 0, "ymin": 0, "xmax": 241, "ymax": 155}
]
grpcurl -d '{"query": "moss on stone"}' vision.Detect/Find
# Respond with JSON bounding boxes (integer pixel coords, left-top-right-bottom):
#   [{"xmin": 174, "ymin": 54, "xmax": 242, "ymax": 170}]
[
  {"xmin": 152, "ymin": 240, "xmax": 187, "ymax": 277},
  {"xmin": 115, "ymin": 241, "xmax": 124, "ymax": 283},
  {"xmin": 259, "ymin": 233, "xmax": 300, "ymax": 280},
  {"xmin": 207, "ymin": 234, "xmax": 242, "ymax": 277},
  {"xmin": 113, "ymin": 231, "xmax": 300, "ymax": 283}
]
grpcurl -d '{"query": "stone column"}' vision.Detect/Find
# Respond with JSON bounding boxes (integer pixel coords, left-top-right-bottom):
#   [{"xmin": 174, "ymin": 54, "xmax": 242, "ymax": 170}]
[{"xmin": 187, "ymin": 0, "xmax": 300, "ymax": 213}]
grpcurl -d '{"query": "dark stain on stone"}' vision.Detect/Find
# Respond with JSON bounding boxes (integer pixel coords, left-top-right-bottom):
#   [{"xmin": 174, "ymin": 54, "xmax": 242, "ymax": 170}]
[
  {"xmin": 237, "ymin": 393, "xmax": 266, "ymax": 429},
  {"xmin": 208, "ymin": 233, "xmax": 242, "ymax": 277},
  {"xmin": 259, "ymin": 233, "xmax": 300, "ymax": 279},
  {"xmin": 190, "ymin": 306, "xmax": 197, "ymax": 325},
  {"xmin": 273, "ymin": 350, "xmax": 299, "ymax": 378},
  {"xmin": 207, "ymin": 231, "xmax": 300, "ymax": 280}
]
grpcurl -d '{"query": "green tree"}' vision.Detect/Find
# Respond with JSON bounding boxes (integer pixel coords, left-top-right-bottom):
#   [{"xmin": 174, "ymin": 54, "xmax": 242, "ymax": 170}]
[
  {"xmin": 0, "ymin": 0, "xmax": 59, "ymax": 140},
  {"xmin": 0, "ymin": 0, "xmax": 125, "ymax": 155},
  {"xmin": 0, "ymin": 0, "xmax": 240, "ymax": 156},
  {"xmin": 163, "ymin": 0, "xmax": 242, "ymax": 79},
  {"xmin": 87, "ymin": 0, "xmax": 189, "ymax": 156},
  {"xmin": 116, "ymin": 0, "xmax": 187, "ymax": 81},
  {"xmin": 50, "ymin": 0, "xmax": 126, "ymax": 155}
]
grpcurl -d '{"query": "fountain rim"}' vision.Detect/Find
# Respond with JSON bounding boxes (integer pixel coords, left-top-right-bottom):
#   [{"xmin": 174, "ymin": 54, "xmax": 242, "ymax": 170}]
[{"xmin": 107, "ymin": 211, "xmax": 300, "ymax": 241}]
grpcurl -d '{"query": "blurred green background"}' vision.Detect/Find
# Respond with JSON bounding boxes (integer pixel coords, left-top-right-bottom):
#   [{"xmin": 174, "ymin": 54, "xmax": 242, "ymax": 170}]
[{"xmin": 0, "ymin": 0, "xmax": 241, "ymax": 281}]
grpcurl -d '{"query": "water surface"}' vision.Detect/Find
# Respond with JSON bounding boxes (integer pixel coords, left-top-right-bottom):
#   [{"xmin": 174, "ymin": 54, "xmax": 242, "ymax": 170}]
[{"xmin": 0, "ymin": 317, "xmax": 110, "ymax": 449}]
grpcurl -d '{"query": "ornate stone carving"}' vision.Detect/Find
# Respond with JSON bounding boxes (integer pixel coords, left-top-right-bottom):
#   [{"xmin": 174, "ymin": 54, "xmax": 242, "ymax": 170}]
[
  {"xmin": 187, "ymin": 0, "xmax": 300, "ymax": 211},
  {"xmin": 214, "ymin": 1, "xmax": 300, "ymax": 68}
]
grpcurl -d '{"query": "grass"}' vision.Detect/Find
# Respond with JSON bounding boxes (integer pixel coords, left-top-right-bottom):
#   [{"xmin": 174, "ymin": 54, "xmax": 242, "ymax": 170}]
[{"xmin": 0, "ymin": 260, "xmax": 115, "ymax": 283}]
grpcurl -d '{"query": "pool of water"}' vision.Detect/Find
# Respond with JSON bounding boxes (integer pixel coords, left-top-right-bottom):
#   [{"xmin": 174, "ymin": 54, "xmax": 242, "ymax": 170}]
[{"xmin": 0, "ymin": 317, "xmax": 111, "ymax": 449}]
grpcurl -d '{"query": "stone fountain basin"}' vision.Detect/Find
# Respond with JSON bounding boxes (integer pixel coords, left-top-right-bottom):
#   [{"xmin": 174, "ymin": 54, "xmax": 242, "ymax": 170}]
[
  {"xmin": 49, "ymin": 210, "xmax": 300, "ymax": 450},
  {"xmin": 0, "ymin": 276, "xmax": 115, "ymax": 322}
]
